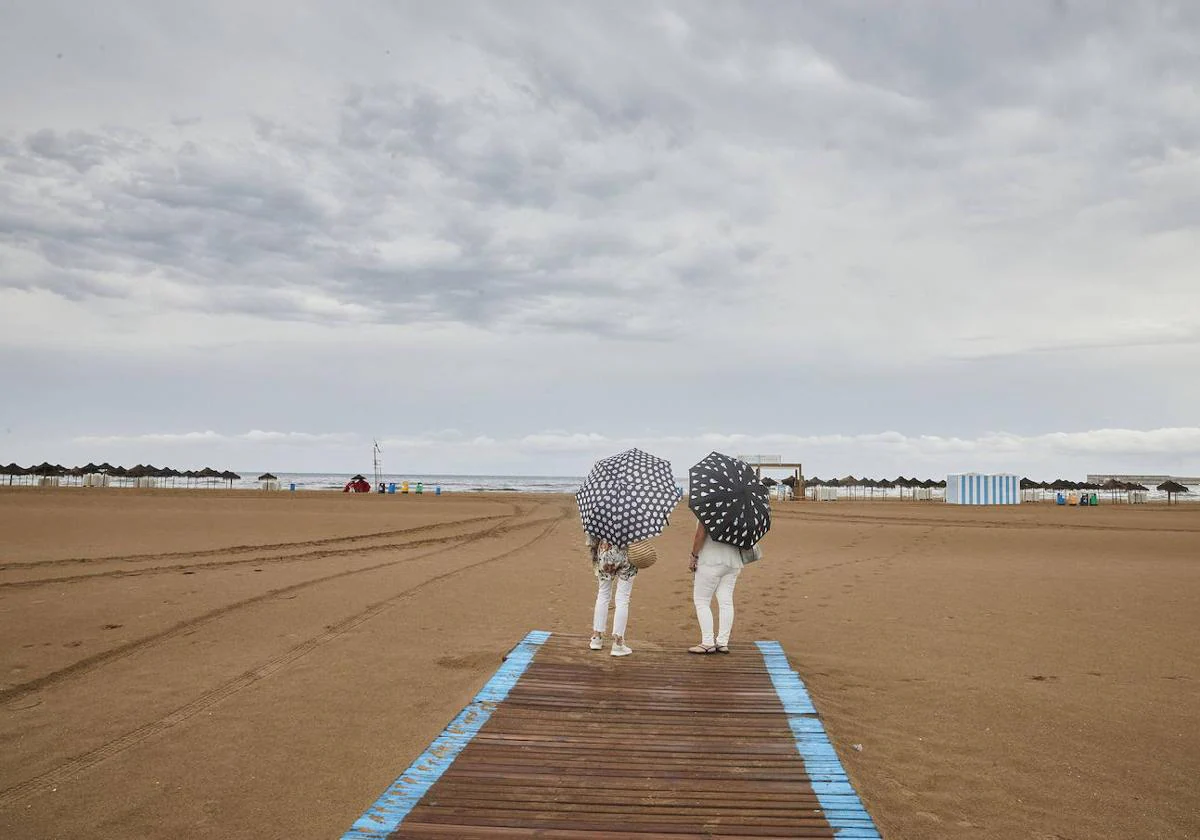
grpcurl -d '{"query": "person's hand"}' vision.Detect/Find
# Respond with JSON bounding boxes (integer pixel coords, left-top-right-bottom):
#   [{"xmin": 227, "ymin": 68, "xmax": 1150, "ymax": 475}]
[{"xmin": 688, "ymin": 555, "xmax": 698, "ymax": 573}]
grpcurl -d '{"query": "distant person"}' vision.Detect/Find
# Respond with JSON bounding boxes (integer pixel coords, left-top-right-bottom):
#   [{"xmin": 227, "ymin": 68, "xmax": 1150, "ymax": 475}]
[
  {"xmin": 688, "ymin": 519, "xmax": 746, "ymax": 654},
  {"xmin": 586, "ymin": 534, "xmax": 635, "ymax": 657}
]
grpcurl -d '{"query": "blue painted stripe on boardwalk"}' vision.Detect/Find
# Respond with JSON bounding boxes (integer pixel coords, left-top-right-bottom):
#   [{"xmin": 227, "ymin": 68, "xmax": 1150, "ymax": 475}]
[
  {"xmin": 341, "ymin": 630, "xmax": 551, "ymax": 839},
  {"xmin": 756, "ymin": 641, "xmax": 882, "ymax": 839}
]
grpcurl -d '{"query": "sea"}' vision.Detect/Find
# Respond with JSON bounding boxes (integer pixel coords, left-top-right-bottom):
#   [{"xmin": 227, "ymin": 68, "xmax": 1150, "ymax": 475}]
[{"xmin": 237, "ymin": 473, "xmax": 590, "ymax": 494}]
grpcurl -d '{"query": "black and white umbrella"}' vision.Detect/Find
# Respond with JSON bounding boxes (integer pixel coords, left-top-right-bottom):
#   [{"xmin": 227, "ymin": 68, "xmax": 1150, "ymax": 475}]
[
  {"xmin": 688, "ymin": 452, "xmax": 771, "ymax": 549},
  {"xmin": 575, "ymin": 449, "xmax": 682, "ymax": 546}
]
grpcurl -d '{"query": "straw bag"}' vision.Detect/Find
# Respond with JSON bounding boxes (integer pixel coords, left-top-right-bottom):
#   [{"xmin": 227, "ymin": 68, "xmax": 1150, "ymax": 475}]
[{"xmin": 626, "ymin": 541, "xmax": 658, "ymax": 570}]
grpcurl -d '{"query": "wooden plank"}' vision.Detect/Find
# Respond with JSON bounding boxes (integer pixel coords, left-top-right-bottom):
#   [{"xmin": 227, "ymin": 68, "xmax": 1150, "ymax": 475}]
[{"xmin": 340, "ymin": 632, "xmax": 879, "ymax": 839}]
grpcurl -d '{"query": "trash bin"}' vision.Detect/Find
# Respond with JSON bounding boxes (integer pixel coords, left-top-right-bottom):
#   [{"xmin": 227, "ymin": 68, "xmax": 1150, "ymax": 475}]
[
  {"xmin": 415, "ymin": 481, "xmax": 424, "ymax": 495},
  {"xmin": 388, "ymin": 483, "xmax": 396, "ymax": 494},
  {"xmin": 1089, "ymin": 493, "xmax": 1099, "ymax": 506},
  {"xmin": 435, "ymin": 485, "xmax": 441, "ymax": 496},
  {"xmin": 401, "ymin": 481, "xmax": 409, "ymax": 494},
  {"xmin": 289, "ymin": 483, "xmax": 296, "ymax": 492},
  {"xmin": 1056, "ymin": 492, "xmax": 1065, "ymax": 505}
]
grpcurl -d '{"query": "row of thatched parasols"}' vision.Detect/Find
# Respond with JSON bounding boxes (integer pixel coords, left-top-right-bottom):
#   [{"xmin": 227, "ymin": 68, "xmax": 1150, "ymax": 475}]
[
  {"xmin": 764, "ymin": 474, "xmax": 1189, "ymax": 502},
  {"xmin": 796, "ymin": 476, "xmax": 947, "ymax": 489},
  {"xmin": 767, "ymin": 476, "xmax": 948, "ymax": 499},
  {"xmin": 1021, "ymin": 478, "xmax": 1150, "ymax": 492},
  {"xmin": 2, "ymin": 462, "xmax": 244, "ymax": 487},
  {"xmin": 1024, "ymin": 478, "xmax": 1191, "ymax": 503}
]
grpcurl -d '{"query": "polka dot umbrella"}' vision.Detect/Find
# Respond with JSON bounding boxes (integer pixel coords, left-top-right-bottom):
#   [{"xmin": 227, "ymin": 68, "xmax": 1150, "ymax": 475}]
[
  {"xmin": 575, "ymin": 449, "xmax": 682, "ymax": 547},
  {"xmin": 688, "ymin": 451, "xmax": 771, "ymax": 549}
]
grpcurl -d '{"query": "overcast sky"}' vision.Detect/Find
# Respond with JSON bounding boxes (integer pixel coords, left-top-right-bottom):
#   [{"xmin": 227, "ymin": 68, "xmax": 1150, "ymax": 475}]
[{"xmin": 2, "ymin": 1, "xmax": 1199, "ymax": 479}]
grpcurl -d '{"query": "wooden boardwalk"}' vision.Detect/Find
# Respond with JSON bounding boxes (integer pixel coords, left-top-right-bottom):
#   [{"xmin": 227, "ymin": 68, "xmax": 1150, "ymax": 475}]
[{"xmin": 344, "ymin": 632, "xmax": 880, "ymax": 839}]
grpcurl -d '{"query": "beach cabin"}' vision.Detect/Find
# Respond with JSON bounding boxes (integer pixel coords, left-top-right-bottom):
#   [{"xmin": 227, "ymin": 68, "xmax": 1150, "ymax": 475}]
[
  {"xmin": 769, "ymin": 484, "xmax": 794, "ymax": 501},
  {"xmin": 945, "ymin": 473, "xmax": 1021, "ymax": 505}
]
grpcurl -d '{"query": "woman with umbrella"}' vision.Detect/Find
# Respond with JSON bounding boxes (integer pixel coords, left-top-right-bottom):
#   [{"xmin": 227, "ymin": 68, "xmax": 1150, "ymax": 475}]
[
  {"xmin": 576, "ymin": 449, "xmax": 682, "ymax": 657},
  {"xmin": 584, "ymin": 535, "xmax": 638, "ymax": 656},
  {"xmin": 687, "ymin": 452, "xmax": 771, "ymax": 654}
]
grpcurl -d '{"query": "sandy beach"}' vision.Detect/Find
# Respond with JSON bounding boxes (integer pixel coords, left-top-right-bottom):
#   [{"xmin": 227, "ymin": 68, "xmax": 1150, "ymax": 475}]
[{"xmin": 1, "ymin": 488, "xmax": 1197, "ymax": 839}]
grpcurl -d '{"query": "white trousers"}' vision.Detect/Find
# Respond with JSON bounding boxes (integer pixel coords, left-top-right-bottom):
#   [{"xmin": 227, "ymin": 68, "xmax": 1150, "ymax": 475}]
[
  {"xmin": 593, "ymin": 576, "xmax": 634, "ymax": 638},
  {"xmin": 693, "ymin": 564, "xmax": 741, "ymax": 646}
]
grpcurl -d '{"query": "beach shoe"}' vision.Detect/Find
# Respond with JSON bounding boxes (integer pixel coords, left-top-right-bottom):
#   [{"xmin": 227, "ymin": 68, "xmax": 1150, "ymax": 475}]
[
  {"xmin": 716, "ymin": 644, "xmax": 730, "ymax": 654},
  {"xmin": 610, "ymin": 642, "xmax": 633, "ymax": 657},
  {"xmin": 689, "ymin": 645, "xmax": 717, "ymax": 654},
  {"xmin": 589, "ymin": 635, "xmax": 603, "ymax": 651}
]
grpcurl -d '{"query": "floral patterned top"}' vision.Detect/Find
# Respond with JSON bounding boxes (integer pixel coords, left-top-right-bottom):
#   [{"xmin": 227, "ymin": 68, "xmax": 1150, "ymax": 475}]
[{"xmin": 592, "ymin": 544, "xmax": 637, "ymax": 582}]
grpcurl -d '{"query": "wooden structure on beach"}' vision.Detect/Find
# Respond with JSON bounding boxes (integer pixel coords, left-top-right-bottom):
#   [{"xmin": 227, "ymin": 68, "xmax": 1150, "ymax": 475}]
[
  {"xmin": 343, "ymin": 632, "xmax": 879, "ymax": 839},
  {"xmin": 737, "ymin": 455, "xmax": 804, "ymax": 497}
]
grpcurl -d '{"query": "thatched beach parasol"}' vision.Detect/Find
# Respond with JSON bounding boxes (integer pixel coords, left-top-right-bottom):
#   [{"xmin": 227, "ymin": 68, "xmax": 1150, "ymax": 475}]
[
  {"xmin": 1100, "ymin": 478, "xmax": 1127, "ymax": 503},
  {"xmin": 1157, "ymin": 480, "xmax": 1189, "ymax": 505}
]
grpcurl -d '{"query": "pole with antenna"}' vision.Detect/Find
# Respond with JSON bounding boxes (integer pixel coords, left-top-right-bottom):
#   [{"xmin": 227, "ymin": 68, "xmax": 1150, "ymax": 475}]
[{"xmin": 373, "ymin": 439, "xmax": 383, "ymax": 491}]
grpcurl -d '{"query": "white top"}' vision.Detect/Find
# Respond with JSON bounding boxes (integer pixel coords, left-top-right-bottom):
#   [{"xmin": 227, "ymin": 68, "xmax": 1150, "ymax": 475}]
[{"xmin": 697, "ymin": 535, "xmax": 744, "ymax": 572}]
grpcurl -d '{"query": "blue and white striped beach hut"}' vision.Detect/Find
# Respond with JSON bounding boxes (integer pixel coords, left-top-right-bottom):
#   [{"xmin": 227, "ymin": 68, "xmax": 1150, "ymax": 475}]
[{"xmin": 945, "ymin": 473, "xmax": 1021, "ymax": 505}]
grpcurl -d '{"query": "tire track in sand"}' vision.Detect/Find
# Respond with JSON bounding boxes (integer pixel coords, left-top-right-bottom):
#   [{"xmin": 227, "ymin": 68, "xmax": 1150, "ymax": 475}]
[
  {"xmin": 0, "ymin": 508, "xmax": 556, "ymax": 705},
  {"xmin": 0, "ymin": 509, "xmax": 516, "ymax": 574},
  {"xmin": 0, "ymin": 514, "xmax": 515, "ymax": 589},
  {"xmin": 0, "ymin": 507, "xmax": 569, "ymax": 809}
]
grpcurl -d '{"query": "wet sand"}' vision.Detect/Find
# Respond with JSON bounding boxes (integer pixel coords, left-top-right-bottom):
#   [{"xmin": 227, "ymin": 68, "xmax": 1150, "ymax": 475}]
[{"xmin": 1, "ymin": 488, "xmax": 1197, "ymax": 839}]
